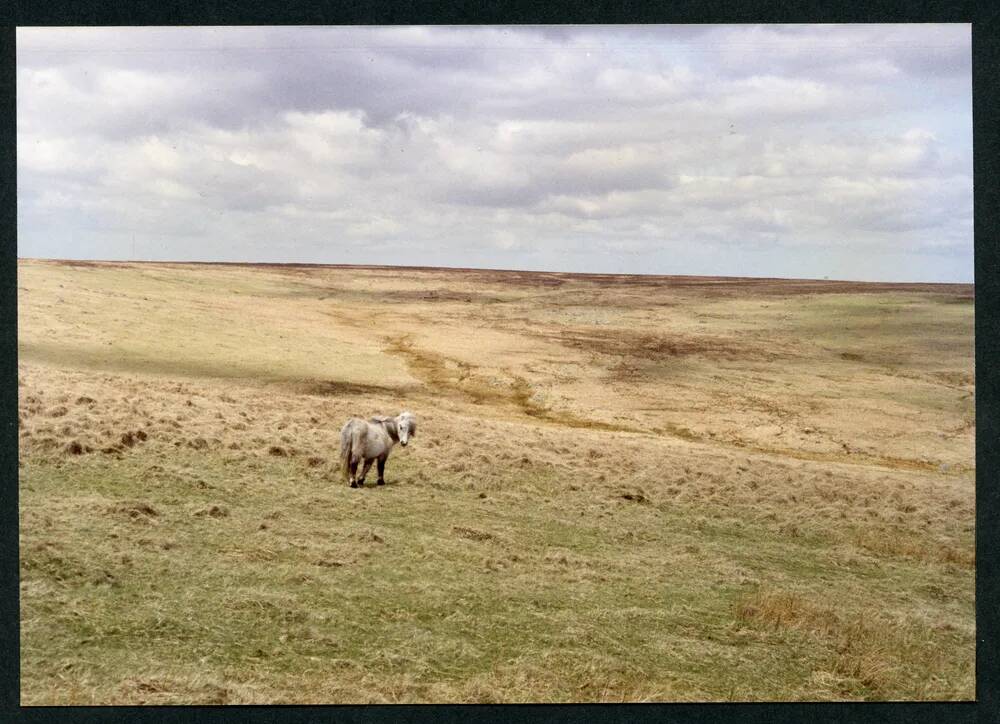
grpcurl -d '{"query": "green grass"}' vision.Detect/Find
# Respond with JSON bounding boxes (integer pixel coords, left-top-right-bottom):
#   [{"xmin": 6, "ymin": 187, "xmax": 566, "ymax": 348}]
[{"xmin": 20, "ymin": 445, "xmax": 973, "ymax": 702}]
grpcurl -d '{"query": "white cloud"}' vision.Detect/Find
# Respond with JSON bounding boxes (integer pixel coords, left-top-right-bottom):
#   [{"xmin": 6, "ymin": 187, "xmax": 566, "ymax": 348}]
[{"xmin": 16, "ymin": 24, "xmax": 973, "ymax": 281}]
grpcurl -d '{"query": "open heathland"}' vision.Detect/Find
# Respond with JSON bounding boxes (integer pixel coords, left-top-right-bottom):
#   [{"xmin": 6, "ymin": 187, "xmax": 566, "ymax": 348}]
[{"xmin": 17, "ymin": 259, "xmax": 975, "ymax": 702}]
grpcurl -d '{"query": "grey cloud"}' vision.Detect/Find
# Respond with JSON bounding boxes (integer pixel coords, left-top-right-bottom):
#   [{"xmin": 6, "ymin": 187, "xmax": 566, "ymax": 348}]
[
  {"xmin": 16, "ymin": 25, "xmax": 973, "ymax": 282},
  {"xmin": 442, "ymin": 184, "xmax": 548, "ymax": 209},
  {"xmin": 16, "ymin": 25, "xmax": 901, "ymax": 140}
]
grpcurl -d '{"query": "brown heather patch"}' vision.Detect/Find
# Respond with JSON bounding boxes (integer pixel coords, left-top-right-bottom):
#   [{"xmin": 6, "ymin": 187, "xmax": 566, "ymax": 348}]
[
  {"xmin": 854, "ymin": 530, "xmax": 975, "ymax": 569},
  {"xmin": 451, "ymin": 526, "xmax": 496, "ymax": 542},
  {"xmin": 193, "ymin": 504, "xmax": 229, "ymax": 518},
  {"xmin": 734, "ymin": 589, "xmax": 958, "ymax": 699},
  {"xmin": 294, "ymin": 379, "xmax": 415, "ymax": 398},
  {"xmin": 108, "ymin": 501, "xmax": 159, "ymax": 520},
  {"xmin": 735, "ymin": 590, "xmax": 841, "ymax": 634},
  {"xmin": 532, "ymin": 326, "xmax": 768, "ymax": 362}
]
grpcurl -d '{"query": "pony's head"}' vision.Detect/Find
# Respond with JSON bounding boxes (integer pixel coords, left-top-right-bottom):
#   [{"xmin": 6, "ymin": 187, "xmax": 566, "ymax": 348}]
[{"xmin": 397, "ymin": 411, "xmax": 417, "ymax": 446}]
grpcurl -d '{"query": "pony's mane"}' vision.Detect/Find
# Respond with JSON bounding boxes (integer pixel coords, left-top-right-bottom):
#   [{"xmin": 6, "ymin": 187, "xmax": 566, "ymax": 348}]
[
  {"xmin": 366, "ymin": 412, "xmax": 416, "ymax": 440},
  {"xmin": 400, "ymin": 411, "xmax": 417, "ymax": 436}
]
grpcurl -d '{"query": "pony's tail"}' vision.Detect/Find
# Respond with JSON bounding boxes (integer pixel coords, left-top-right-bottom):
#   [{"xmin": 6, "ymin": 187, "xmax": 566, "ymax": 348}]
[{"xmin": 339, "ymin": 425, "xmax": 353, "ymax": 482}]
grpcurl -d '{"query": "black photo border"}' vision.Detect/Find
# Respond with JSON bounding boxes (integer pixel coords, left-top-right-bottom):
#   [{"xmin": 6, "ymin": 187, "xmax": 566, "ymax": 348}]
[{"xmin": 0, "ymin": 2, "xmax": 994, "ymax": 723}]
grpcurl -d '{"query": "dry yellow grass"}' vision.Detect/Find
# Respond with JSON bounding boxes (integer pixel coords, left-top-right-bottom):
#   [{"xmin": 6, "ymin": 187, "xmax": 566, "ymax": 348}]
[{"xmin": 17, "ymin": 259, "xmax": 974, "ymax": 703}]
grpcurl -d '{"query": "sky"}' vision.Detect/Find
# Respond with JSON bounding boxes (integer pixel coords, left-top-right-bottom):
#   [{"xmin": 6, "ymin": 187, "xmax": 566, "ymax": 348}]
[{"xmin": 16, "ymin": 25, "xmax": 973, "ymax": 282}]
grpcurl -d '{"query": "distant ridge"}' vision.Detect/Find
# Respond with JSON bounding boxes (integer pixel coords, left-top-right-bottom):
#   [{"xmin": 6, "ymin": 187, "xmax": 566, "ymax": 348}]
[{"xmin": 19, "ymin": 257, "xmax": 974, "ymax": 293}]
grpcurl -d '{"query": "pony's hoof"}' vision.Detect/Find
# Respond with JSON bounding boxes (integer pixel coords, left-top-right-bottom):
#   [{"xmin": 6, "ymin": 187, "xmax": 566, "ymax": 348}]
[
  {"xmin": 349, "ymin": 481, "xmax": 358, "ymax": 488},
  {"xmin": 377, "ymin": 479, "xmax": 385, "ymax": 486}
]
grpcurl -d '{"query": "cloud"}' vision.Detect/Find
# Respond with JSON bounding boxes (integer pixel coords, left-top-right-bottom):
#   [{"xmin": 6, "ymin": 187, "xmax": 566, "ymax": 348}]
[{"xmin": 16, "ymin": 24, "xmax": 972, "ymax": 282}]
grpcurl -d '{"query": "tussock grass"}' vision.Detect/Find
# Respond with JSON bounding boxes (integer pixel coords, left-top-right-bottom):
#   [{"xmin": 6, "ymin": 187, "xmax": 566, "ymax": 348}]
[
  {"xmin": 734, "ymin": 588, "xmax": 970, "ymax": 699},
  {"xmin": 17, "ymin": 260, "xmax": 974, "ymax": 702},
  {"xmin": 853, "ymin": 529, "xmax": 975, "ymax": 568}
]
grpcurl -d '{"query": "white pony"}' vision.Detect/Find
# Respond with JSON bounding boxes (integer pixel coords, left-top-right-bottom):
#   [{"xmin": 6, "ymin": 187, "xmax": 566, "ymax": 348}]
[{"xmin": 339, "ymin": 411, "xmax": 417, "ymax": 488}]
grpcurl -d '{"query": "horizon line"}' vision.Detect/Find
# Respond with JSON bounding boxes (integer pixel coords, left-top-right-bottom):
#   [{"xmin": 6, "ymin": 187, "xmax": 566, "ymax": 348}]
[{"xmin": 17, "ymin": 256, "xmax": 975, "ymax": 288}]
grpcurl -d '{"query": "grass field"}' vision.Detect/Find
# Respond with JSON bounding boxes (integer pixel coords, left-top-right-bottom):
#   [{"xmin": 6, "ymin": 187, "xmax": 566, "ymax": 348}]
[{"xmin": 17, "ymin": 258, "xmax": 975, "ymax": 703}]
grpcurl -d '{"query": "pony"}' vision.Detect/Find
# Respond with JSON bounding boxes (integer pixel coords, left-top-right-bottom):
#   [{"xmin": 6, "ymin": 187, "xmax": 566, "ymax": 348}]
[{"xmin": 338, "ymin": 411, "xmax": 417, "ymax": 488}]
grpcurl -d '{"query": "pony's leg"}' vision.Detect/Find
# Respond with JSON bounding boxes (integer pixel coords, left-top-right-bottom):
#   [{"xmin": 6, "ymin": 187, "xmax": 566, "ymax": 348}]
[
  {"xmin": 376, "ymin": 456, "xmax": 387, "ymax": 485},
  {"xmin": 348, "ymin": 460, "xmax": 360, "ymax": 487},
  {"xmin": 358, "ymin": 458, "xmax": 375, "ymax": 485}
]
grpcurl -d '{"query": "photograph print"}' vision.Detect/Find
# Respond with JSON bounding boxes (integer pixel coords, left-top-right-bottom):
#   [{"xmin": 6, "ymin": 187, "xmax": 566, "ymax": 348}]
[{"xmin": 16, "ymin": 24, "xmax": 974, "ymax": 703}]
